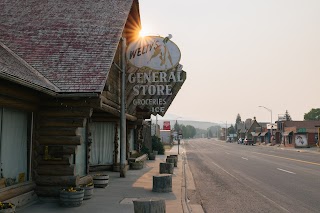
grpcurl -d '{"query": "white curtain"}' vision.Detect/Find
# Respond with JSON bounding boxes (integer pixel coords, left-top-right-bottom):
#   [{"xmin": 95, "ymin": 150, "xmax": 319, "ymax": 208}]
[
  {"xmin": 89, "ymin": 122, "xmax": 115, "ymax": 165},
  {"xmin": 1, "ymin": 108, "xmax": 28, "ymax": 181},
  {"xmin": 129, "ymin": 129, "xmax": 134, "ymax": 152}
]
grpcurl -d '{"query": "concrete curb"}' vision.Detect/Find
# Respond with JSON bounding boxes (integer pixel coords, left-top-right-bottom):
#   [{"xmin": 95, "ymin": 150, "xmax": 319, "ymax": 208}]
[{"xmin": 180, "ymin": 141, "xmax": 204, "ymax": 213}]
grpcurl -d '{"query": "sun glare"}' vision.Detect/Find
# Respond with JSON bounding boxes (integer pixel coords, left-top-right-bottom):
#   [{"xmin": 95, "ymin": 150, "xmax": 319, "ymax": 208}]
[{"xmin": 139, "ymin": 28, "xmax": 148, "ymax": 37}]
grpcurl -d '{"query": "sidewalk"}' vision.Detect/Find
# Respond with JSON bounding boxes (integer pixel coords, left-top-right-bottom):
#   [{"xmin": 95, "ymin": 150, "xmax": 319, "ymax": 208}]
[{"xmin": 17, "ymin": 145, "xmax": 188, "ymax": 213}]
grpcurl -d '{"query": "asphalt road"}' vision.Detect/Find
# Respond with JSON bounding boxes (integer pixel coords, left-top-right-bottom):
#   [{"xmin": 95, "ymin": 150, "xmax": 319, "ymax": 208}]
[{"xmin": 184, "ymin": 138, "xmax": 320, "ymax": 213}]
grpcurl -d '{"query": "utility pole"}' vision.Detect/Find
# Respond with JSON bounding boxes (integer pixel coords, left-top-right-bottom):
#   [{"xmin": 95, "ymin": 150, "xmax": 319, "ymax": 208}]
[{"xmin": 120, "ymin": 37, "xmax": 126, "ymax": 177}]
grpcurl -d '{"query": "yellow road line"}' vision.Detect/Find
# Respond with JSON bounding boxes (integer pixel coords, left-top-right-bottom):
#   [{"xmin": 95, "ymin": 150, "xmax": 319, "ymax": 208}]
[{"xmin": 252, "ymin": 152, "xmax": 320, "ymax": 166}]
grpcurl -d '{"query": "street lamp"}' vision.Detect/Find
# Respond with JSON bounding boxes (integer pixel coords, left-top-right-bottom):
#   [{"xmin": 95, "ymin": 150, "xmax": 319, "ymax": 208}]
[
  {"xmin": 258, "ymin": 105, "xmax": 273, "ymax": 143},
  {"xmin": 219, "ymin": 121, "xmax": 228, "ymax": 141},
  {"xmin": 175, "ymin": 117, "xmax": 182, "ymax": 154}
]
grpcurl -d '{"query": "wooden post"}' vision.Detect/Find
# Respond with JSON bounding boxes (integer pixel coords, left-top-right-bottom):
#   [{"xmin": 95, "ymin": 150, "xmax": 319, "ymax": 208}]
[
  {"xmin": 152, "ymin": 174, "xmax": 172, "ymax": 193},
  {"xmin": 133, "ymin": 197, "xmax": 166, "ymax": 213}
]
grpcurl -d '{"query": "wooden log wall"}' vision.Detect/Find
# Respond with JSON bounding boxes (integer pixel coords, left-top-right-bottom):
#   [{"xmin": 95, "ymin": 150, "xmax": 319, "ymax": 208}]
[
  {"xmin": 34, "ymin": 98, "xmax": 94, "ymax": 197},
  {"xmin": 0, "ymin": 79, "xmax": 39, "ymax": 111},
  {"xmin": 103, "ymin": 64, "xmax": 120, "ymax": 110}
]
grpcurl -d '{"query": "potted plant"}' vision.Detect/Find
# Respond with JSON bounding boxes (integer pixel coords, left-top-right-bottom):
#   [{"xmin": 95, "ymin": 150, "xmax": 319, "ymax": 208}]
[
  {"xmin": 0, "ymin": 202, "xmax": 16, "ymax": 213},
  {"xmin": 60, "ymin": 187, "xmax": 84, "ymax": 207},
  {"xmin": 80, "ymin": 182, "xmax": 94, "ymax": 200},
  {"xmin": 130, "ymin": 161, "xmax": 144, "ymax": 170}
]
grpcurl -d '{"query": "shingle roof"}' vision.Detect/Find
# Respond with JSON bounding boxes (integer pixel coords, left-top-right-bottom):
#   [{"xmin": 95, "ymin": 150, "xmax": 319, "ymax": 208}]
[
  {"xmin": 0, "ymin": 0, "xmax": 134, "ymax": 93},
  {"xmin": 0, "ymin": 42, "xmax": 59, "ymax": 92}
]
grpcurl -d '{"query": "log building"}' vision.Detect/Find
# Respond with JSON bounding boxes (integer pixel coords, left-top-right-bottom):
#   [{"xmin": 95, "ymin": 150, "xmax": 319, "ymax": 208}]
[{"xmin": 0, "ymin": 0, "xmax": 186, "ymax": 203}]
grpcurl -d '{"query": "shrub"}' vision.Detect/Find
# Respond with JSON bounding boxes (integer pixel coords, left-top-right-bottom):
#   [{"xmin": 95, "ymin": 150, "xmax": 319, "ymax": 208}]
[
  {"xmin": 141, "ymin": 145, "xmax": 150, "ymax": 155},
  {"xmin": 152, "ymin": 135, "xmax": 165, "ymax": 155}
]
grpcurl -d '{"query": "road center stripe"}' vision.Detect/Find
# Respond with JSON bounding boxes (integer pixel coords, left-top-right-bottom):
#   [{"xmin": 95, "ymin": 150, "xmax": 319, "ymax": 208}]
[
  {"xmin": 241, "ymin": 157, "xmax": 248, "ymax": 160},
  {"xmin": 252, "ymin": 152, "xmax": 320, "ymax": 166},
  {"xmin": 277, "ymin": 168, "xmax": 296, "ymax": 174}
]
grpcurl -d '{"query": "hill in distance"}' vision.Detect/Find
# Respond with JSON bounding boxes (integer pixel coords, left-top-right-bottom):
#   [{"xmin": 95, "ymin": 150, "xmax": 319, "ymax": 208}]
[{"xmin": 152, "ymin": 119, "xmax": 221, "ymax": 130}]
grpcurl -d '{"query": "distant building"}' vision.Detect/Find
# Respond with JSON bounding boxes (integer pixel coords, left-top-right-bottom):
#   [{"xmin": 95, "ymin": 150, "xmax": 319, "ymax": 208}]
[
  {"xmin": 277, "ymin": 120, "xmax": 320, "ymax": 147},
  {"xmin": 160, "ymin": 130, "xmax": 172, "ymax": 144}
]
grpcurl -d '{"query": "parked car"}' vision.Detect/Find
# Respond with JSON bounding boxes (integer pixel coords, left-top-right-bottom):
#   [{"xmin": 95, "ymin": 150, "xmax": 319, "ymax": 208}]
[
  {"xmin": 237, "ymin": 138, "xmax": 244, "ymax": 144},
  {"xmin": 243, "ymin": 138, "xmax": 254, "ymax": 145}
]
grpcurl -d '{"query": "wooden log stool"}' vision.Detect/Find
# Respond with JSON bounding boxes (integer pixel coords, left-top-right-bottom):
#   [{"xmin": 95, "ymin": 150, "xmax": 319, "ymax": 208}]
[
  {"xmin": 159, "ymin": 162, "xmax": 174, "ymax": 174},
  {"xmin": 169, "ymin": 155, "xmax": 178, "ymax": 162},
  {"xmin": 133, "ymin": 197, "xmax": 166, "ymax": 213},
  {"xmin": 166, "ymin": 157, "xmax": 177, "ymax": 167},
  {"xmin": 152, "ymin": 174, "xmax": 172, "ymax": 192},
  {"xmin": 167, "ymin": 155, "xmax": 178, "ymax": 167}
]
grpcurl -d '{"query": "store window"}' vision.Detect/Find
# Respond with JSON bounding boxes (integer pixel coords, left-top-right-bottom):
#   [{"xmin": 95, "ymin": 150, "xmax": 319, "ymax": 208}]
[{"xmin": 0, "ymin": 108, "xmax": 31, "ymax": 187}]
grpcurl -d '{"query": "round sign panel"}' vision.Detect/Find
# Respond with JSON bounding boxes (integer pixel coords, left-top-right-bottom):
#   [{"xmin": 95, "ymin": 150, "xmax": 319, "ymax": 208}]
[{"xmin": 126, "ymin": 36, "xmax": 181, "ymax": 71}]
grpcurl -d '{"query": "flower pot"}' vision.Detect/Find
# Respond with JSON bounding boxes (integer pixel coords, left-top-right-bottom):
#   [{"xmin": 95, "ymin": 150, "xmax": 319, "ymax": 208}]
[
  {"xmin": 93, "ymin": 174, "xmax": 109, "ymax": 188},
  {"xmin": 130, "ymin": 161, "xmax": 144, "ymax": 170},
  {"xmin": 0, "ymin": 203, "xmax": 16, "ymax": 213},
  {"xmin": 149, "ymin": 153, "xmax": 156, "ymax": 160},
  {"xmin": 60, "ymin": 188, "xmax": 84, "ymax": 207},
  {"xmin": 81, "ymin": 184, "xmax": 94, "ymax": 200}
]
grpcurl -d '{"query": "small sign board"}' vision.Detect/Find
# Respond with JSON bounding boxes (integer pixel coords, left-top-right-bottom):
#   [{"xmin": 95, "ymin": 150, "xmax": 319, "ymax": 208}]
[
  {"xmin": 127, "ymin": 36, "xmax": 181, "ymax": 71},
  {"xmin": 163, "ymin": 121, "xmax": 171, "ymax": 130},
  {"xmin": 297, "ymin": 128, "xmax": 306, "ymax": 133}
]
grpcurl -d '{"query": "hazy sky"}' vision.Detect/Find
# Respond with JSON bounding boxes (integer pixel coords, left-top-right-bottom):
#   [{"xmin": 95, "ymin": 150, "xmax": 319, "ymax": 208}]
[{"xmin": 140, "ymin": 0, "xmax": 320, "ymax": 125}]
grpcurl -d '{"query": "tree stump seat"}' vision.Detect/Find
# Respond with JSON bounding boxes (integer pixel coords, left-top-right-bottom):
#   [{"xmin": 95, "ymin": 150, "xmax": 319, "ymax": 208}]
[
  {"xmin": 152, "ymin": 174, "xmax": 172, "ymax": 193},
  {"xmin": 133, "ymin": 197, "xmax": 166, "ymax": 213},
  {"xmin": 167, "ymin": 155, "xmax": 178, "ymax": 167},
  {"xmin": 159, "ymin": 162, "xmax": 174, "ymax": 174},
  {"xmin": 166, "ymin": 157, "xmax": 176, "ymax": 167}
]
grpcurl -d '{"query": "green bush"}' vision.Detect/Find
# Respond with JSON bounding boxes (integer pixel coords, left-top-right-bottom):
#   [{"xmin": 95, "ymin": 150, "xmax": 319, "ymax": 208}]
[
  {"xmin": 152, "ymin": 135, "xmax": 165, "ymax": 155},
  {"xmin": 141, "ymin": 145, "xmax": 150, "ymax": 155}
]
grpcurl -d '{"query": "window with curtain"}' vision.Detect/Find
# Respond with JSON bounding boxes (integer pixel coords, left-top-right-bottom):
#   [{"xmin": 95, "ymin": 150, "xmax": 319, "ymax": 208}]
[
  {"xmin": 0, "ymin": 108, "xmax": 30, "ymax": 186},
  {"xmin": 89, "ymin": 122, "xmax": 115, "ymax": 165},
  {"xmin": 129, "ymin": 129, "xmax": 134, "ymax": 152}
]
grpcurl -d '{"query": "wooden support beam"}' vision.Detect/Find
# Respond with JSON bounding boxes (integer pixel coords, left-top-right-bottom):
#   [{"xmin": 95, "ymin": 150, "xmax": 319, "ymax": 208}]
[
  {"xmin": 39, "ymin": 118, "xmax": 86, "ymax": 128},
  {"xmin": 0, "ymin": 80, "xmax": 40, "ymax": 103},
  {"xmin": 35, "ymin": 186, "xmax": 61, "ymax": 197},
  {"xmin": 0, "ymin": 95, "xmax": 37, "ymax": 111},
  {"xmin": 39, "ymin": 107, "xmax": 93, "ymax": 117},
  {"xmin": 38, "ymin": 127, "xmax": 80, "ymax": 136},
  {"xmin": 41, "ymin": 98, "xmax": 101, "ymax": 109},
  {"xmin": 0, "ymin": 181, "xmax": 36, "ymax": 201},
  {"xmin": 100, "ymin": 95, "xmax": 120, "ymax": 110},
  {"xmin": 38, "ymin": 158, "xmax": 70, "ymax": 165},
  {"xmin": 35, "ymin": 145, "xmax": 76, "ymax": 156},
  {"xmin": 35, "ymin": 175, "xmax": 79, "ymax": 186},
  {"xmin": 78, "ymin": 175, "xmax": 93, "ymax": 186},
  {"xmin": 36, "ymin": 165, "xmax": 75, "ymax": 176},
  {"xmin": 38, "ymin": 136, "xmax": 82, "ymax": 145},
  {"xmin": 103, "ymin": 91, "xmax": 119, "ymax": 104},
  {"xmin": 101, "ymin": 103, "xmax": 137, "ymax": 121}
]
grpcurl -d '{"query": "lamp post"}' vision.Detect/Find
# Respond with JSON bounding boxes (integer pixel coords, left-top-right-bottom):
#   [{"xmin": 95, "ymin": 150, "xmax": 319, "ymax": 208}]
[
  {"xmin": 259, "ymin": 105, "xmax": 272, "ymax": 143},
  {"xmin": 175, "ymin": 117, "xmax": 182, "ymax": 154},
  {"xmin": 219, "ymin": 121, "xmax": 228, "ymax": 141}
]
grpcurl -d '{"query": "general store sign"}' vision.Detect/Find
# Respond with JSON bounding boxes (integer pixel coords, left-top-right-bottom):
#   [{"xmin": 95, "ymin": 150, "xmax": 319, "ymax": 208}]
[
  {"xmin": 127, "ymin": 36, "xmax": 181, "ymax": 71},
  {"xmin": 128, "ymin": 70, "xmax": 185, "ymax": 114}
]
